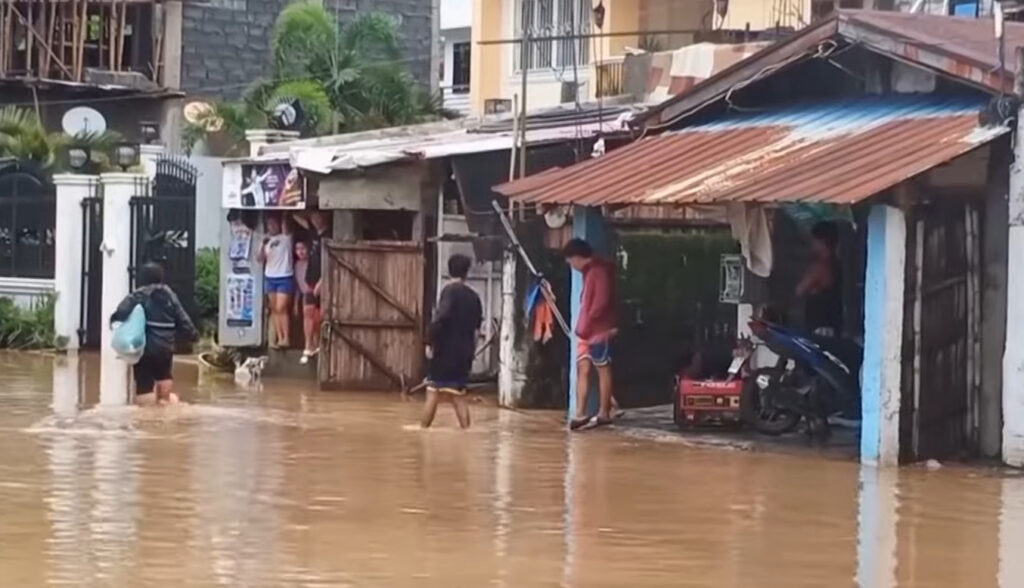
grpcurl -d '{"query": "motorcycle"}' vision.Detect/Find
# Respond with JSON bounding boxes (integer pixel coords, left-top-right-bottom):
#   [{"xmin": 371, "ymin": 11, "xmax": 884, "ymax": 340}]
[{"xmin": 737, "ymin": 319, "xmax": 862, "ymax": 438}]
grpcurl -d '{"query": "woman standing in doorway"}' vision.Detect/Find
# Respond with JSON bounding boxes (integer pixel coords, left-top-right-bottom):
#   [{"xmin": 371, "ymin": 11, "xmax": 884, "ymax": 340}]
[{"xmin": 259, "ymin": 213, "xmax": 294, "ymax": 348}]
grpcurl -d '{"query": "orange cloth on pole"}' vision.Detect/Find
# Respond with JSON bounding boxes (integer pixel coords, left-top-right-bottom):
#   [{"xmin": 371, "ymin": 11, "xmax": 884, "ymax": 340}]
[{"xmin": 532, "ymin": 298, "xmax": 553, "ymax": 344}]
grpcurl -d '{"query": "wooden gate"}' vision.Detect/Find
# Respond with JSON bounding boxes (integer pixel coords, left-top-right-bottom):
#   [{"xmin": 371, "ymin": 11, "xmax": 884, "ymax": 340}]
[
  {"xmin": 320, "ymin": 241, "xmax": 424, "ymax": 390},
  {"xmin": 900, "ymin": 198, "xmax": 980, "ymax": 462}
]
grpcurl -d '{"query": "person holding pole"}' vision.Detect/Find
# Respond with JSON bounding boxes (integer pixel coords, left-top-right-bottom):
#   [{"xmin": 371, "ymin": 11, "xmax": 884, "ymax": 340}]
[{"xmin": 563, "ymin": 238, "xmax": 618, "ymax": 430}]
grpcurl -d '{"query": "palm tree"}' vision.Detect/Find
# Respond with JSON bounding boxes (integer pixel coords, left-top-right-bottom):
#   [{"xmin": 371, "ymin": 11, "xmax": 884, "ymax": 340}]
[{"xmin": 183, "ymin": 4, "xmax": 447, "ymax": 154}]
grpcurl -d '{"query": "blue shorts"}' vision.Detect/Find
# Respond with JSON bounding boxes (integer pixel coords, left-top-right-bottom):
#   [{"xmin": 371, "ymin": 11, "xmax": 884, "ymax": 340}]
[
  {"xmin": 265, "ymin": 276, "xmax": 295, "ymax": 295},
  {"xmin": 577, "ymin": 339, "xmax": 612, "ymax": 367}
]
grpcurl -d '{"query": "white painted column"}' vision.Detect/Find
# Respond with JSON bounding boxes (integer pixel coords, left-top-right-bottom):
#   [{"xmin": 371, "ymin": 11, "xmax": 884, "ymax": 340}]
[
  {"xmin": 139, "ymin": 143, "xmax": 166, "ymax": 180},
  {"xmin": 98, "ymin": 173, "xmax": 146, "ymax": 405},
  {"xmin": 498, "ymin": 250, "xmax": 525, "ymax": 407},
  {"xmin": 999, "ymin": 477, "xmax": 1024, "ymax": 586},
  {"xmin": 51, "ymin": 354, "xmax": 81, "ymax": 416},
  {"xmin": 856, "ymin": 466, "xmax": 899, "ymax": 588},
  {"xmin": 861, "ymin": 204, "xmax": 906, "ymax": 466},
  {"xmin": 52, "ymin": 174, "xmax": 99, "ymax": 351},
  {"xmin": 1004, "ymin": 76, "xmax": 1024, "ymax": 465}
]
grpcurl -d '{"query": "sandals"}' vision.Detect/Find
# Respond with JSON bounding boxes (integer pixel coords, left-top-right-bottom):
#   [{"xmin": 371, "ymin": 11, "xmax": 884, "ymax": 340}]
[{"xmin": 569, "ymin": 415, "xmax": 615, "ymax": 431}]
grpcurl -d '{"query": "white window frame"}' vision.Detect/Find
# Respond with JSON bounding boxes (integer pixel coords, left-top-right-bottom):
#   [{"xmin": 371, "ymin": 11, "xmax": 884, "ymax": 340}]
[{"xmin": 513, "ymin": 0, "xmax": 591, "ymax": 73}]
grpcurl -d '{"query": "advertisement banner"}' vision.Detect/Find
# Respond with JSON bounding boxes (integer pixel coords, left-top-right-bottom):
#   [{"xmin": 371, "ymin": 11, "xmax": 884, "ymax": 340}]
[{"xmin": 223, "ymin": 162, "xmax": 305, "ymax": 209}]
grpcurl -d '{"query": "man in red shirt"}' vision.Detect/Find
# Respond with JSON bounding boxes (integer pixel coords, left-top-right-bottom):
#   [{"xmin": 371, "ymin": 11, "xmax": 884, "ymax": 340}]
[{"xmin": 563, "ymin": 238, "xmax": 617, "ymax": 430}]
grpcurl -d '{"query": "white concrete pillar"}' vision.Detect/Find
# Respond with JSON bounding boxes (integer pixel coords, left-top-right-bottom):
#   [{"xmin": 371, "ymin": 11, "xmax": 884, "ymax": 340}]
[
  {"xmin": 856, "ymin": 466, "xmax": 899, "ymax": 588},
  {"xmin": 244, "ymin": 129, "xmax": 299, "ymax": 158},
  {"xmin": 52, "ymin": 174, "xmax": 99, "ymax": 351},
  {"xmin": 1004, "ymin": 83, "xmax": 1024, "ymax": 465},
  {"xmin": 999, "ymin": 476, "xmax": 1024, "ymax": 586},
  {"xmin": 51, "ymin": 354, "xmax": 81, "ymax": 417},
  {"xmin": 497, "ymin": 250, "xmax": 525, "ymax": 407},
  {"xmin": 139, "ymin": 143, "xmax": 166, "ymax": 180},
  {"xmin": 861, "ymin": 204, "xmax": 906, "ymax": 466},
  {"xmin": 98, "ymin": 173, "xmax": 146, "ymax": 405}
]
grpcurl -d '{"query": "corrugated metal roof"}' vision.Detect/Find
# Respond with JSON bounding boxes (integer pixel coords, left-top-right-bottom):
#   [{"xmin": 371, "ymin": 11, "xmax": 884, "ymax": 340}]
[{"xmin": 496, "ymin": 96, "xmax": 1007, "ymax": 206}]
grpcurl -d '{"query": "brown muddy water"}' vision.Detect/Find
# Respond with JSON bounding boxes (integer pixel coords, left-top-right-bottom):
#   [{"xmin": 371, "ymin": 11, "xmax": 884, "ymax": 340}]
[{"xmin": 0, "ymin": 352, "xmax": 1022, "ymax": 587}]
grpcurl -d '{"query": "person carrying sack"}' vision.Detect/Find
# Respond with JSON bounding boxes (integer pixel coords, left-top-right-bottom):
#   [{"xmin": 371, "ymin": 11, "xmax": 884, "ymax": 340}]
[{"xmin": 110, "ymin": 262, "xmax": 199, "ymax": 405}]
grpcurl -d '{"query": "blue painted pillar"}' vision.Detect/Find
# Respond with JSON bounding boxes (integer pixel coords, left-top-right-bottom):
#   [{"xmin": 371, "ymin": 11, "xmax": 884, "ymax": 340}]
[
  {"xmin": 861, "ymin": 204, "xmax": 906, "ymax": 466},
  {"xmin": 568, "ymin": 205, "xmax": 608, "ymax": 421}
]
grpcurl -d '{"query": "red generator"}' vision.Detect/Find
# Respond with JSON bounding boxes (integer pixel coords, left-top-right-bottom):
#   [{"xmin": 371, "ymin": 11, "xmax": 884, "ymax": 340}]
[{"xmin": 673, "ymin": 377, "xmax": 743, "ymax": 428}]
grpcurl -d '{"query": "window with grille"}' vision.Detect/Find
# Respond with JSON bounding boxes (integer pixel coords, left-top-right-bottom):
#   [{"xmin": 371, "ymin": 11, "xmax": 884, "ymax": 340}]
[
  {"xmin": 452, "ymin": 42, "xmax": 471, "ymax": 92},
  {"xmin": 514, "ymin": 0, "xmax": 591, "ymax": 72}
]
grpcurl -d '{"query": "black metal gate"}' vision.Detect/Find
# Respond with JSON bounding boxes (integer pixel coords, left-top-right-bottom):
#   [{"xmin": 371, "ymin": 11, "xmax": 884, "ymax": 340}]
[
  {"xmin": 79, "ymin": 180, "xmax": 103, "ymax": 348},
  {"xmin": 0, "ymin": 163, "xmax": 56, "ymax": 279},
  {"xmin": 129, "ymin": 158, "xmax": 198, "ymax": 322}
]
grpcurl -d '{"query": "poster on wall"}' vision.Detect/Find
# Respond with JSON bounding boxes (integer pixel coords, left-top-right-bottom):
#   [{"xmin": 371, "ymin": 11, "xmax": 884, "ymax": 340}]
[
  {"xmin": 223, "ymin": 162, "xmax": 305, "ymax": 209},
  {"xmin": 227, "ymin": 221, "xmax": 253, "ymax": 268},
  {"xmin": 225, "ymin": 274, "xmax": 255, "ymax": 327}
]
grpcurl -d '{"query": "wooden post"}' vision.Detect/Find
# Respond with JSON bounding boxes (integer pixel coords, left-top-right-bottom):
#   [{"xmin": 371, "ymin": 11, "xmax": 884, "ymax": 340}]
[{"xmin": 1002, "ymin": 48, "xmax": 1024, "ymax": 466}]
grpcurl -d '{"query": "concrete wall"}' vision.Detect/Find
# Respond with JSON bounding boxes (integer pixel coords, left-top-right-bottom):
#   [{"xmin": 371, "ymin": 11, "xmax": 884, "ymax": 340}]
[{"xmin": 180, "ymin": 0, "xmax": 435, "ymax": 100}]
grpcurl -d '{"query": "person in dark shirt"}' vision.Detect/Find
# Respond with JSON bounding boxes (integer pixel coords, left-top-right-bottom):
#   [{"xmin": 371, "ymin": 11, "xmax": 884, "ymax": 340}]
[
  {"xmin": 300, "ymin": 210, "xmax": 331, "ymax": 364},
  {"xmin": 110, "ymin": 262, "xmax": 199, "ymax": 405},
  {"xmin": 422, "ymin": 254, "xmax": 483, "ymax": 429}
]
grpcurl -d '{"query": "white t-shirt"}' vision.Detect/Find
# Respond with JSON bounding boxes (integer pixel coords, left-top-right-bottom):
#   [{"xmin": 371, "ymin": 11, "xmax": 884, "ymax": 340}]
[{"xmin": 264, "ymin": 233, "xmax": 294, "ymax": 278}]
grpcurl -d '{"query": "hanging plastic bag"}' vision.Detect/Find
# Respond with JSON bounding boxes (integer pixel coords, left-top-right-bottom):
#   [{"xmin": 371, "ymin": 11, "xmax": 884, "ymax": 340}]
[{"xmin": 111, "ymin": 304, "xmax": 146, "ymax": 364}]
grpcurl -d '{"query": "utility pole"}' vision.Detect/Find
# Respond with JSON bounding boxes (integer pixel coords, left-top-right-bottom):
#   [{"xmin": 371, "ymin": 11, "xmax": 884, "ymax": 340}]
[{"xmin": 1003, "ymin": 46, "xmax": 1024, "ymax": 466}]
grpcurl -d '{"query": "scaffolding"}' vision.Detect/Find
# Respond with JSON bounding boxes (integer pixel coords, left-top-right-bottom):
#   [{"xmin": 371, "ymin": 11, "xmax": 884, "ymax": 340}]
[{"xmin": 0, "ymin": 0, "xmax": 163, "ymax": 86}]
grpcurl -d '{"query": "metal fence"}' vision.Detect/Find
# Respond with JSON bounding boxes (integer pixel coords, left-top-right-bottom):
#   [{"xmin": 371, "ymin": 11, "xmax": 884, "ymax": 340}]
[{"xmin": 0, "ymin": 168, "xmax": 56, "ymax": 279}]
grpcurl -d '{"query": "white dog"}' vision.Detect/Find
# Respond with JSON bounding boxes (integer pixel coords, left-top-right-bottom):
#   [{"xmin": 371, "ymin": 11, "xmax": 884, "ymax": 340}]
[{"xmin": 234, "ymin": 356, "xmax": 267, "ymax": 386}]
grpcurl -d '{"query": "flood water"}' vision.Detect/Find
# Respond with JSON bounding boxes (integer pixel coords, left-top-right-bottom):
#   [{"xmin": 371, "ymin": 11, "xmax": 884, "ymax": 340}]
[{"xmin": 1, "ymin": 352, "xmax": 1023, "ymax": 587}]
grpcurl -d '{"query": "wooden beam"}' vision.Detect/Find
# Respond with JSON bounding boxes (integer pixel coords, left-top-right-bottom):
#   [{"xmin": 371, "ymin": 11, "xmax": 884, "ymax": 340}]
[
  {"xmin": 8, "ymin": 3, "xmax": 74, "ymax": 80},
  {"xmin": 44, "ymin": 1, "xmax": 58, "ymax": 78}
]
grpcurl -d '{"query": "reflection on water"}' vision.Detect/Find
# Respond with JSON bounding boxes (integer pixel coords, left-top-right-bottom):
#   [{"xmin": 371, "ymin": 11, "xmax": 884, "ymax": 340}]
[{"xmin": 0, "ymin": 352, "xmax": 1022, "ymax": 586}]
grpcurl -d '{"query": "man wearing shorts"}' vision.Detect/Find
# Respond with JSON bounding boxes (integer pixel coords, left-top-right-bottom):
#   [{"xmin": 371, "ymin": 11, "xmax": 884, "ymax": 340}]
[
  {"xmin": 563, "ymin": 238, "xmax": 618, "ymax": 431},
  {"xmin": 300, "ymin": 210, "xmax": 331, "ymax": 364},
  {"xmin": 421, "ymin": 254, "xmax": 482, "ymax": 429}
]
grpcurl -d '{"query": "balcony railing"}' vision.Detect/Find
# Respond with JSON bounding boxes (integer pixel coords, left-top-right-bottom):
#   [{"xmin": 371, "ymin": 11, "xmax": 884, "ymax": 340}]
[
  {"xmin": 595, "ymin": 57, "xmax": 625, "ymax": 98},
  {"xmin": 0, "ymin": 0, "xmax": 161, "ymax": 87}
]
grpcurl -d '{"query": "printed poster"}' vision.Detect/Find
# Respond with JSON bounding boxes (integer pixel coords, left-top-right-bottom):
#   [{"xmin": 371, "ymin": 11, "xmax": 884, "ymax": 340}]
[
  {"xmin": 225, "ymin": 274, "xmax": 255, "ymax": 327},
  {"xmin": 228, "ymin": 222, "xmax": 252, "ymax": 264},
  {"xmin": 223, "ymin": 163, "xmax": 305, "ymax": 209}
]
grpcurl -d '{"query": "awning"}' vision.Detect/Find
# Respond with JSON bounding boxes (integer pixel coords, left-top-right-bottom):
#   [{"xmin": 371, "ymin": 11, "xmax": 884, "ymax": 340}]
[{"xmin": 495, "ymin": 96, "xmax": 1008, "ymax": 206}]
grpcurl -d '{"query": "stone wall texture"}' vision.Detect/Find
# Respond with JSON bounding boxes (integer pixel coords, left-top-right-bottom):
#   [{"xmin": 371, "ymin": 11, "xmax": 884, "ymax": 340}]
[{"xmin": 181, "ymin": 0, "xmax": 434, "ymax": 99}]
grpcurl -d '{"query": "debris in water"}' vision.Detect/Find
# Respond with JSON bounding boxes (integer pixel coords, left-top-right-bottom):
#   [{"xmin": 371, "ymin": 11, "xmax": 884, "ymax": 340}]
[{"xmin": 925, "ymin": 459, "xmax": 943, "ymax": 471}]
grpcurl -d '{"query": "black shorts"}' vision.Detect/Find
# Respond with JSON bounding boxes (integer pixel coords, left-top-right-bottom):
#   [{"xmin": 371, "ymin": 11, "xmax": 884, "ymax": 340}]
[
  {"xmin": 133, "ymin": 352, "xmax": 173, "ymax": 394},
  {"xmin": 303, "ymin": 292, "xmax": 320, "ymax": 307}
]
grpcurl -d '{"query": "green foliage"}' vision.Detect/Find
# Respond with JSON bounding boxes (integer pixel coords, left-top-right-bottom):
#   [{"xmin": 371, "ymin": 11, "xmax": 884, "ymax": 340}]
[
  {"xmin": 0, "ymin": 106, "xmax": 64, "ymax": 168},
  {"xmin": 195, "ymin": 247, "xmax": 220, "ymax": 336},
  {"xmin": 183, "ymin": 4, "xmax": 449, "ymax": 155},
  {"xmin": 0, "ymin": 294, "xmax": 58, "ymax": 350}
]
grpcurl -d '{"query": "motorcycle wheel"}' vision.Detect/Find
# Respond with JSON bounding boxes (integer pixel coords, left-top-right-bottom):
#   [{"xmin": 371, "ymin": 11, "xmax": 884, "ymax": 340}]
[{"xmin": 741, "ymin": 367, "xmax": 801, "ymax": 436}]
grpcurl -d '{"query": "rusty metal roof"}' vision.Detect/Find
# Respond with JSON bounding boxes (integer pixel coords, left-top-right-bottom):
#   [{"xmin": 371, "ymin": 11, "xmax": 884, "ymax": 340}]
[{"xmin": 496, "ymin": 96, "xmax": 1007, "ymax": 206}]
